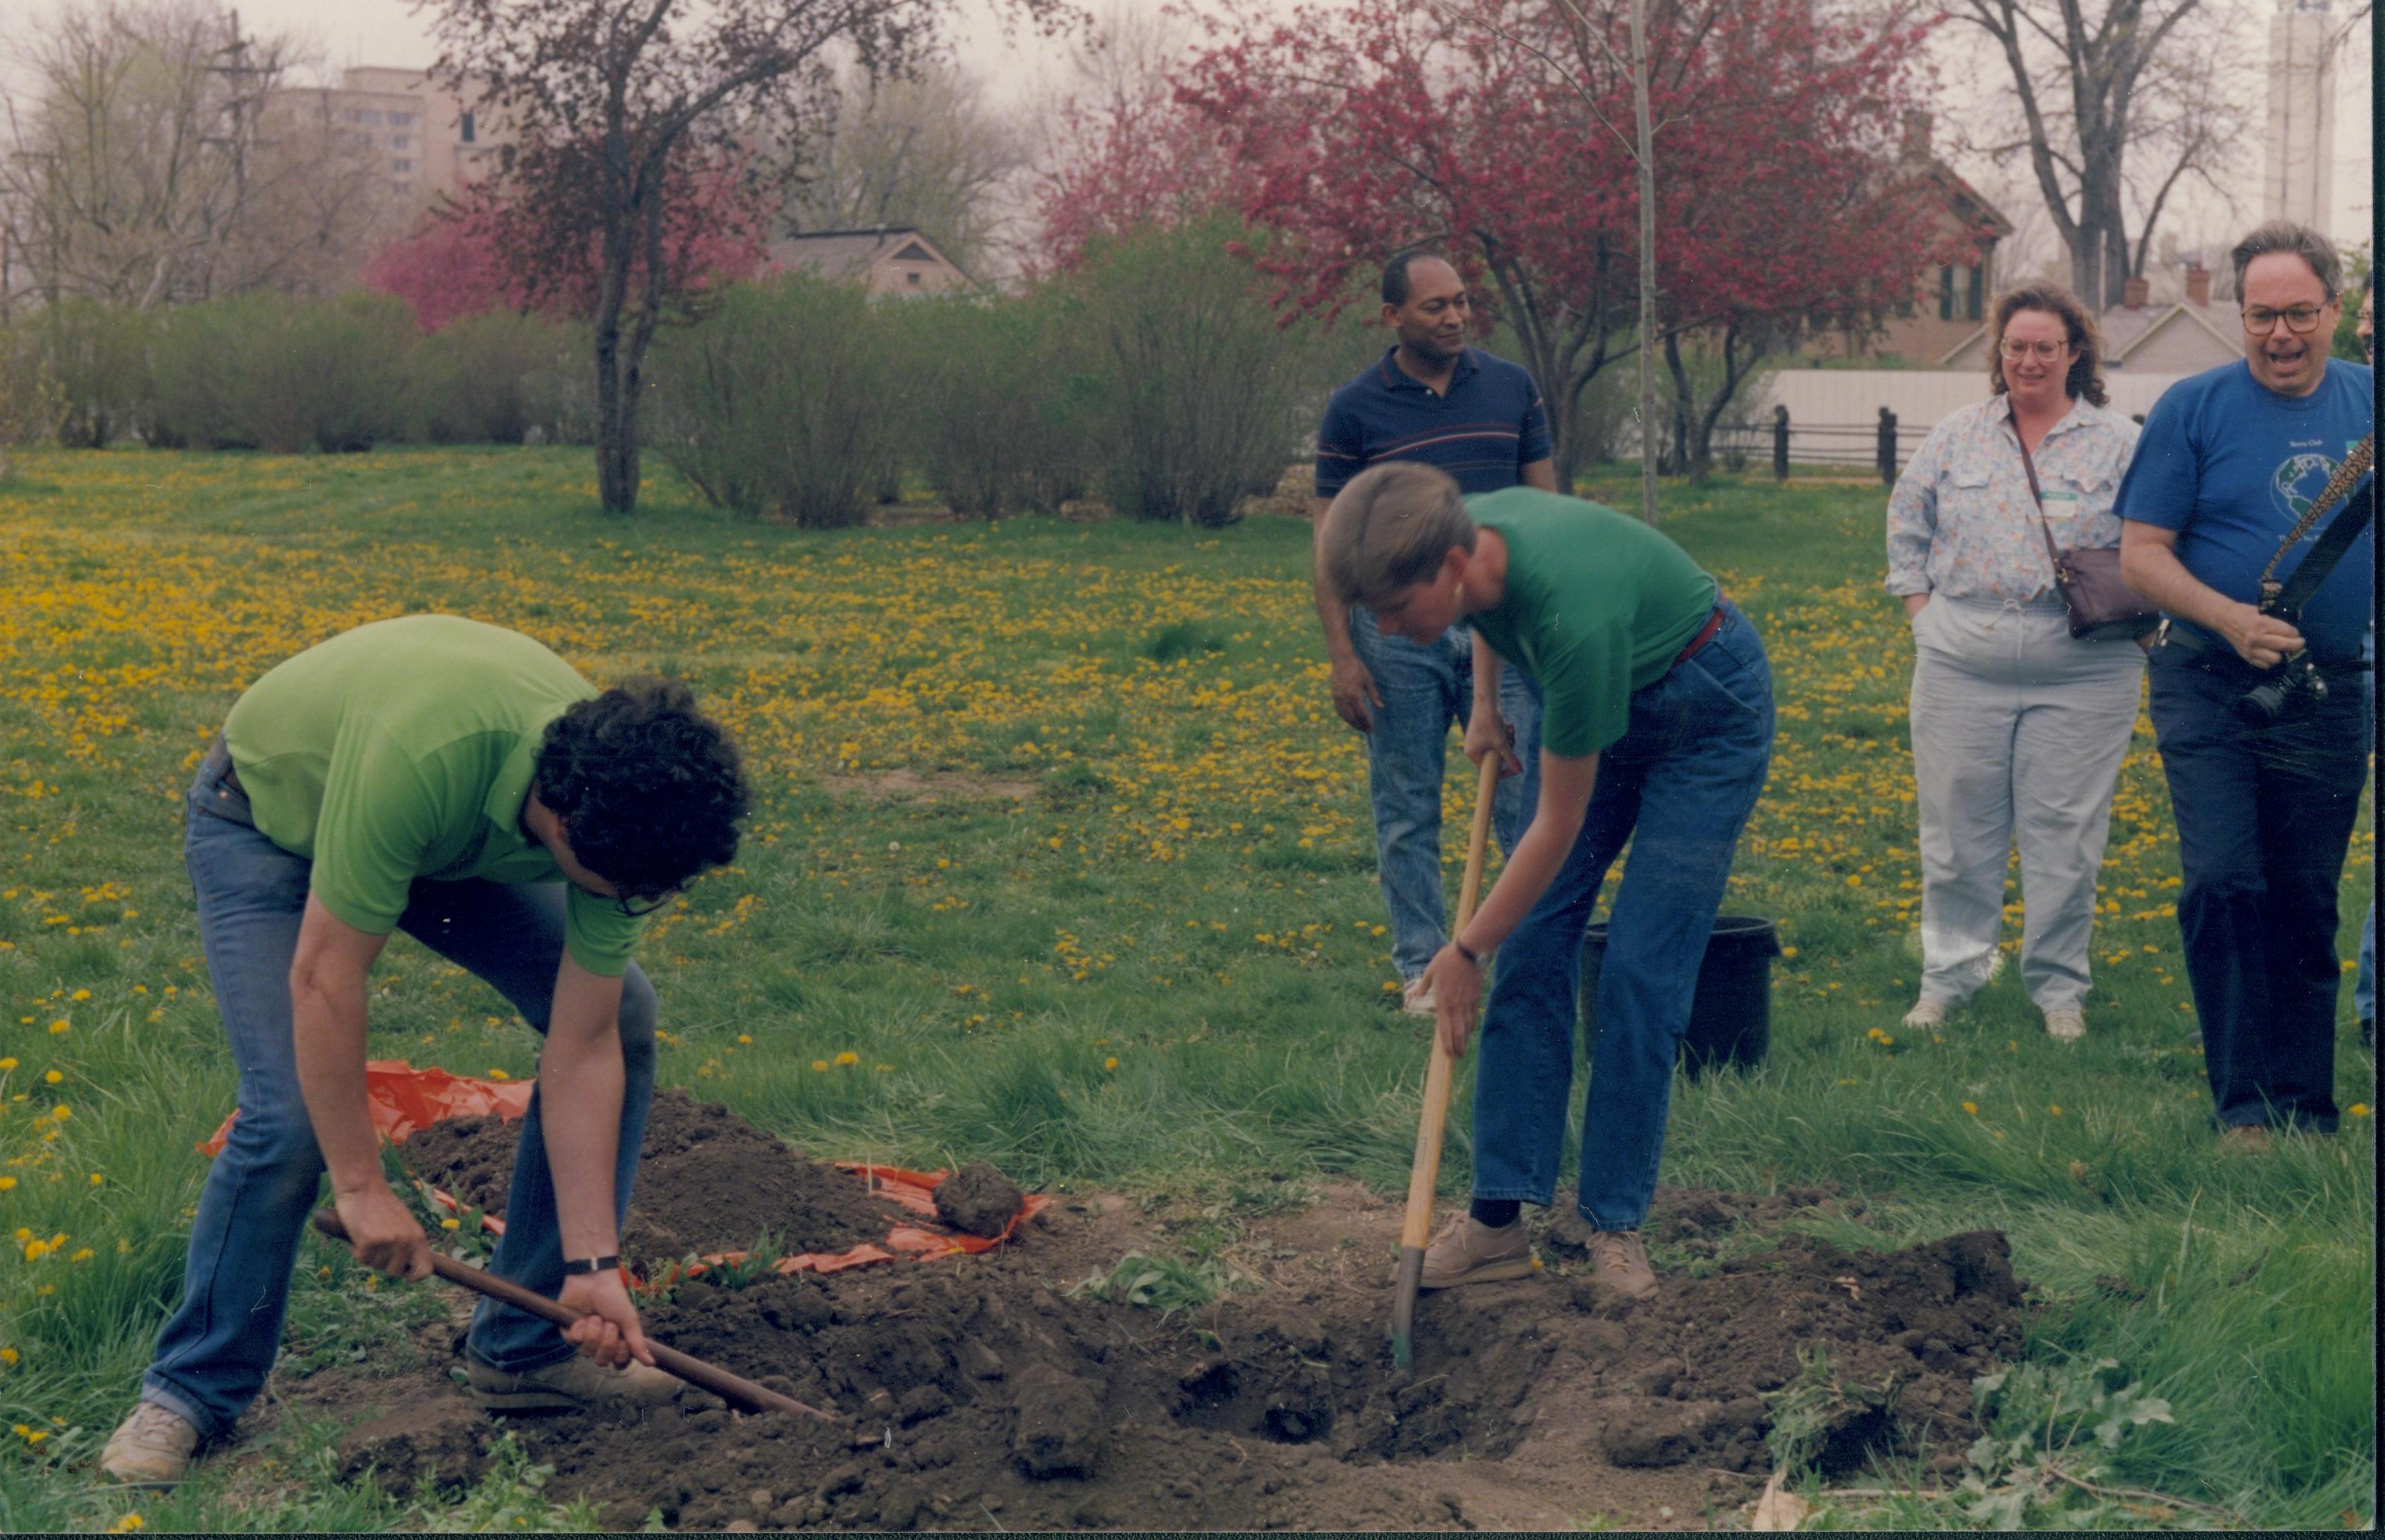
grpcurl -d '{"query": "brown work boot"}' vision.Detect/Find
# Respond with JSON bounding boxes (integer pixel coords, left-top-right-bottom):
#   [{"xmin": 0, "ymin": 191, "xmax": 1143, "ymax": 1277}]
[
  {"xmin": 2217, "ymin": 1124, "xmax": 2270, "ymax": 1153},
  {"xmin": 1418, "ymin": 1215, "xmax": 1536, "ymax": 1290},
  {"xmin": 100, "ymin": 1400, "xmax": 201, "ymax": 1486},
  {"xmin": 1585, "ymin": 1228, "xmax": 1659, "ymax": 1300},
  {"xmin": 467, "ymin": 1352, "xmax": 684, "ymax": 1413}
]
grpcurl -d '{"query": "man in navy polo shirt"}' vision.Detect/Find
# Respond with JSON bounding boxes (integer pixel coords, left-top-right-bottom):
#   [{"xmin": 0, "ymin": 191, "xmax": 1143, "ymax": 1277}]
[
  {"xmin": 1311, "ymin": 251, "xmax": 1557, "ymax": 1013},
  {"xmin": 2117, "ymin": 221, "xmax": 2375, "ymax": 1145}
]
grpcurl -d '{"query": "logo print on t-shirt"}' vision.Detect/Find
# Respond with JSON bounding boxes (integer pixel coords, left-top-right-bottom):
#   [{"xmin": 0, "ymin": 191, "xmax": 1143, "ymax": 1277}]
[{"xmin": 2270, "ymin": 451, "xmax": 2339, "ymax": 533}]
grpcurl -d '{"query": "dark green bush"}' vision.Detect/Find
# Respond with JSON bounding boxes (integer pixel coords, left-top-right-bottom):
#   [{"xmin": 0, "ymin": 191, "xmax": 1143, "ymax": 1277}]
[
  {"xmin": 151, "ymin": 292, "xmax": 414, "ymax": 452},
  {"xmin": 649, "ymin": 276, "xmax": 899, "ymax": 527},
  {"xmin": 18, "ymin": 300, "xmax": 152, "ymax": 448},
  {"xmin": 1061, "ymin": 217, "xmax": 1335, "ymax": 527},
  {"xmin": 891, "ymin": 290, "xmax": 1096, "ymax": 517},
  {"xmin": 409, "ymin": 311, "xmax": 579, "ymax": 445}
]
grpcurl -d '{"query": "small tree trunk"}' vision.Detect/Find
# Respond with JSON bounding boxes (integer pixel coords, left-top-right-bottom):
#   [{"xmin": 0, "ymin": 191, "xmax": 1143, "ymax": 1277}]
[{"xmin": 1630, "ymin": 0, "xmax": 1659, "ymax": 525}]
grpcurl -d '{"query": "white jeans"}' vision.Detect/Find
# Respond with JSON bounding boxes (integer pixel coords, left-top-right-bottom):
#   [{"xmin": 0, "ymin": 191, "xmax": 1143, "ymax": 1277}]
[{"xmin": 1907, "ymin": 596, "xmax": 2144, "ymax": 1012}]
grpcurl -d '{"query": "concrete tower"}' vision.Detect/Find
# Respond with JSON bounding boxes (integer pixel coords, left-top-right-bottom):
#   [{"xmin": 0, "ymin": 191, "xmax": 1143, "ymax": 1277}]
[{"xmin": 2262, "ymin": 0, "xmax": 2337, "ymax": 234}]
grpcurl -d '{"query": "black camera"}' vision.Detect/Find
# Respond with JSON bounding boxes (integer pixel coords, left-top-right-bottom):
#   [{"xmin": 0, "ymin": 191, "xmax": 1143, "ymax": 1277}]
[{"xmin": 2234, "ymin": 653, "xmax": 2329, "ymax": 728}]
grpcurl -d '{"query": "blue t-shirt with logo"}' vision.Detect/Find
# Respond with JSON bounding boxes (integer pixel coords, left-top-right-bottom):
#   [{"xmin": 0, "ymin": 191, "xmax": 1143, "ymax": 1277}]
[{"xmin": 2115, "ymin": 358, "xmax": 2375, "ymax": 661}]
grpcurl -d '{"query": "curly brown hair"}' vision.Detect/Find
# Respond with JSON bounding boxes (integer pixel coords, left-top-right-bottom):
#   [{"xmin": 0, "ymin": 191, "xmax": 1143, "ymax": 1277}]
[
  {"xmin": 1987, "ymin": 282, "xmax": 2109, "ymax": 408},
  {"xmin": 533, "ymin": 677, "xmax": 748, "ymax": 902}
]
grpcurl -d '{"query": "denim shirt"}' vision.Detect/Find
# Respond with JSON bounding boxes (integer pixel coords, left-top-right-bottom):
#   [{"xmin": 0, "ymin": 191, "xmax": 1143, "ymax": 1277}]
[{"xmin": 1885, "ymin": 394, "xmax": 2140, "ymax": 602}]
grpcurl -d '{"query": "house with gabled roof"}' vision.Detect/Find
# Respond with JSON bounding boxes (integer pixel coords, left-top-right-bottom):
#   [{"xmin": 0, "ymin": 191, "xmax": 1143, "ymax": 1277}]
[
  {"xmin": 1938, "ymin": 264, "xmax": 2241, "ymax": 374},
  {"xmin": 764, "ymin": 227, "xmax": 976, "ymax": 297}
]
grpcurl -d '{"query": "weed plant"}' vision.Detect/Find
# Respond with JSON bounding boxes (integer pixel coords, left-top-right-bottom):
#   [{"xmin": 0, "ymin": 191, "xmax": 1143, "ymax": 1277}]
[{"xmin": 0, "ymin": 448, "xmax": 2367, "ymax": 1529}]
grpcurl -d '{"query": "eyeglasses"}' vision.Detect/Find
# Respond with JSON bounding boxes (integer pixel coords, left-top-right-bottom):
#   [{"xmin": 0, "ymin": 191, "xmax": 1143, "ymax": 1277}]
[
  {"xmin": 1997, "ymin": 338, "xmax": 2070, "ymax": 361},
  {"xmin": 613, "ymin": 891, "xmax": 677, "ymax": 918},
  {"xmin": 2241, "ymin": 305, "xmax": 2326, "ymax": 335}
]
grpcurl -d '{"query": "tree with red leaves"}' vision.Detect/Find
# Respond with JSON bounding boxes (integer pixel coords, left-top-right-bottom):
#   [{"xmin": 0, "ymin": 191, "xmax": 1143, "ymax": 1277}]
[
  {"xmin": 420, "ymin": 0, "xmax": 1073, "ymax": 513},
  {"xmin": 363, "ymin": 156, "xmax": 768, "ymax": 337},
  {"xmin": 1165, "ymin": 0, "xmax": 1942, "ymax": 489}
]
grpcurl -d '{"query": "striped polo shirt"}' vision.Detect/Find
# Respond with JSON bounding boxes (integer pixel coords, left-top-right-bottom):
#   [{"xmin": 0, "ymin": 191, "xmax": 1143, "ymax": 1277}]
[{"xmin": 1313, "ymin": 345, "xmax": 1553, "ymax": 499}]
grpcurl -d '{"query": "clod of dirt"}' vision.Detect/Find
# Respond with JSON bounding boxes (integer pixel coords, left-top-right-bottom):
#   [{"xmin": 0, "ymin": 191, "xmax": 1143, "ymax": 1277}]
[
  {"xmin": 934, "ymin": 1162, "xmax": 1026, "ymax": 1238},
  {"xmin": 335, "ymin": 1397, "xmax": 492, "ymax": 1499},
  {"xmin": 396, "ymin": 1089, "xmax": 913, "ymax": 1268},
  {"xmin": 1010, "ymin": 1362, "xmax": 1108, "ymax": 1478}
]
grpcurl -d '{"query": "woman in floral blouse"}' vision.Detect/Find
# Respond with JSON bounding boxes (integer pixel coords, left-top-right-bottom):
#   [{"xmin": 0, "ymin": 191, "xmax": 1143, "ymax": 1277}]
[{"xmin": 1885, "ymin": 284, "xmax": 2144, "ymax": 1042}]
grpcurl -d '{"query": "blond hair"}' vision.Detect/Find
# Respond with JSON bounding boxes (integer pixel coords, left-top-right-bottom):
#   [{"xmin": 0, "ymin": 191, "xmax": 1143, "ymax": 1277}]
[{"xmin": 1319, "ymin": 461, "xmax": 1476, "ymax": 606}]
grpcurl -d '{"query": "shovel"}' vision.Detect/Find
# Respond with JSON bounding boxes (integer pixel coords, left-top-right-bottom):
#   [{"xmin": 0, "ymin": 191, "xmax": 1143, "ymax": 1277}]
[
  {"xmin": 311, "ymin": 1207, "xmax": 839, "ymax": 1421},
  {"xmin": 1389, "ymin": 748, "xmax": 1506, "ymax": 1373}
]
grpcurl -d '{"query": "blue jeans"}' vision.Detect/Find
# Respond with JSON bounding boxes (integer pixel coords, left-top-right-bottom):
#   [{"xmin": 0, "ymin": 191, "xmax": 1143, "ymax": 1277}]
[
  {"xmin": 1349, "ymin": 611, "xmax": 1542, "ymax": 980},
  {"xmin": 2146, "ymin": 644, "xmax": 2367, "ymax": 1132},
  {"xmin": 144, "ymin": 745, "xmax": 658, "ymax": 1439},
  {"xmin": 2359, "ymin": 629, "xmax": 2375, "ymax": 1031},
  {"xmin": 1469, "ymin": 600, "xmax": 1773, "ymax": 1231}
]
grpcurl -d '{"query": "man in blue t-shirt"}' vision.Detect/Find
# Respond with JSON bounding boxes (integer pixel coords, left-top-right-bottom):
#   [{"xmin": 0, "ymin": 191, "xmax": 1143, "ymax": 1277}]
[
  {"xmin": 1311, "ymin": 252, "xmax": 1557, "ymax": 1013},
  {"xmin": 2117, "ymin": 221, "xmax": 2376, "ymax": 1144}
]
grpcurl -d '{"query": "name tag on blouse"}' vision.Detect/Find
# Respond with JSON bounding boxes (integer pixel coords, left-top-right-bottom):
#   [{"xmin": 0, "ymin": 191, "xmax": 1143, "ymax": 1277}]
[{"xmin": 2040, "ymin": 488, "xmax": 2081, "ymax": 543}]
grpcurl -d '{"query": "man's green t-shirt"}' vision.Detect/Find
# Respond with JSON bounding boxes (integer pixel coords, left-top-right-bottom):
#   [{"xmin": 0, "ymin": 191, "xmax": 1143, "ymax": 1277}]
[
  {"xmin": 1464, "ymin": 488, "xmax": 1718, "ymax": 758},
  {"xmin": 222, "ymin": 615, "xmax": 645, "ymax": 976}
]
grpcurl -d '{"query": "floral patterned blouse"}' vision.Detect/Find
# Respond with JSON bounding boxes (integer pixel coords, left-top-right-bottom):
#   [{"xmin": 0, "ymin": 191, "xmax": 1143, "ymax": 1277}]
[{"xmin": 1884, "ymin": 394, "xmax": 2140, "ymax": 603}]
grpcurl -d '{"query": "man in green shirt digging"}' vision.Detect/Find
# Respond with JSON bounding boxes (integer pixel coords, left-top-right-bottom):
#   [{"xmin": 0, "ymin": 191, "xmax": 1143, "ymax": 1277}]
[
  {"xmin": 103, "ymin": 616, "xmax": 749, "ymax": 1486},
  {"xmin": 1321, "ymin": 464, "xmax": 1773, "ymax": 1300}
]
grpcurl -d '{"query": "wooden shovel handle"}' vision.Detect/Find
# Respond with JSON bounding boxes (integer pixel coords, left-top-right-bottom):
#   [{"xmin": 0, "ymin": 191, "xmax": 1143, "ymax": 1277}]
[
  {"xmin": 1398, "ymin": 751, "xmax": 1506, "ymax": 1252},
  {"xmin": 310, "ymin": 1208, "xmax": 838, "ymax": 1422}
]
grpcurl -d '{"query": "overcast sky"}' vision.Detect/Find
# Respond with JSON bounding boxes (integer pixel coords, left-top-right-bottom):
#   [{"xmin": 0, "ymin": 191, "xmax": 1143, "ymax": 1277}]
[{"xmin": 29, "ymin": 0, "xmax": 2378, "ymax": 258}]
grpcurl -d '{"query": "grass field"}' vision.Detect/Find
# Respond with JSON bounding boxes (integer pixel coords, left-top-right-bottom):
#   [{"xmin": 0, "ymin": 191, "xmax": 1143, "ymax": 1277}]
[{"xmin": 0, "ymin": 447, "xmax": 2370, "ymax": 1531}]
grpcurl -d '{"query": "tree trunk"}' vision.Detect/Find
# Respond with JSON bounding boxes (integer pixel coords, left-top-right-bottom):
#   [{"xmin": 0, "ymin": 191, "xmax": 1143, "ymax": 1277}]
[{"xmin": 1630, "ymin": 0, "xmax": 1660, "ymax": 525}]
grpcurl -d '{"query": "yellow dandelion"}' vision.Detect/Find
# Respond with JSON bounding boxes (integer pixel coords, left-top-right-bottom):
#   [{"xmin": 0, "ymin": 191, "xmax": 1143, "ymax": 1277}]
[
  {"xmin": 43, "ymin": 1070, "xmax": 62, "ymax": 1085},
  {"xmin": 88, "ymin": 1173, "xmax": 103, "ymax": 1187},
  {"xmin": 0, "ymin": 1058, "xmax": 15, "ymax": 1071},
  {"xmin": 1103, "ymin": 1056, "xmax": 1119, "ymax": 1071},
  {"xmin": 737, "ymin": 1034, "xmax": 753, "ymax": 1045},
  {"xmin": 47, "ymin": 1020, "xmax": 66, "ymax": 1036},
  {"xmin": 834, "ymin": 1050, "xmax": 859, "ymax": 1066},
  {"xmin": 1961, "ymin": 1101, "xmax": 1977, "ymax": 1115},
  {"xmin": 441, "ymin": 1217, "xmax": 461, "ymax": 1231},
  {"xmin": 0, "ymin": 1178, "xmax": 15, "ymax": 1192},
  {"xmin": 810, "ymin": 1060, "xmax": 829, "ymax": 1072},
  {"xmin": 486, "ymin": 1068, "xmax": 510, "ymax": 1081}
]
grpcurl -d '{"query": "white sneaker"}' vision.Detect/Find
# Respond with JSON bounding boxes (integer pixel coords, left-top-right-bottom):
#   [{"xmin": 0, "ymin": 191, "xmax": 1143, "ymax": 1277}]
[
  {"xmin": 1402, "ymin": 977, "xmax": 1436, "ymax": 1016},
  {"xmin": 2042, "ymin": 1008, "xmax": 2085, "ymax": 1042},
  {"xmin": 1901, "ymin": 999, "xmax": 1948, "ymax": 1030}
]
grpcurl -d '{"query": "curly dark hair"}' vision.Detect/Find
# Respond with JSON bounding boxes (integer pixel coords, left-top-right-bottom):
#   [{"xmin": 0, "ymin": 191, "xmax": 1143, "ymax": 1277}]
[{"xmin": 533, "ymin": 677, "xmax": 748, "ymax": 902}]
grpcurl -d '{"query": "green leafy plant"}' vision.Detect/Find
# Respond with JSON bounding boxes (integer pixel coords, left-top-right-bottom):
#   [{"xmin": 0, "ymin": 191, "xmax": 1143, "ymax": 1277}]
[
  {"xmin": 1068, "ymin": 1249, "xmax": 1241, "ymax": 1315},
  {"xmin": 1955, "ymin": 1358, "xmax": 2190, "ymax": 1529}
]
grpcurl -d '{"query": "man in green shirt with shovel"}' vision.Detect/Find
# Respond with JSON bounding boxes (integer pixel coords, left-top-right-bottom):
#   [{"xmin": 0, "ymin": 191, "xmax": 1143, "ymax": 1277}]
[
  {"xmin": 103, "ymin": 616, "xmax": 749, "ymax": 1485},
  {"xmin": 1321, "ymin": 463, "xmax": 1773, "ymax": 1300}
]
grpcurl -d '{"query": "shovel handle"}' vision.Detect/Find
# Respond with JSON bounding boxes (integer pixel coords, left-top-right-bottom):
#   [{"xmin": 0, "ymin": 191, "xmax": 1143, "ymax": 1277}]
[
  {"xmin": 311, "ymin": 1207, "xmax": 838, "ymax": 1422},
  {"xmin": 1398, "ymin": 750, "xmax": 1506, "ymax": 1252}
]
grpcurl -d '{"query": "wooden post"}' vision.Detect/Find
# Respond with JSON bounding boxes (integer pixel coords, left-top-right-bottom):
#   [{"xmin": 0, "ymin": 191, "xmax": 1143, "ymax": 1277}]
[
  {"xmin": 1771, "ymin": 404, "xmax": 1789, "ymax": 484},
  {"xmin": 1876, "ymin": 406, "xmax": 1897, "ymax": 487}
]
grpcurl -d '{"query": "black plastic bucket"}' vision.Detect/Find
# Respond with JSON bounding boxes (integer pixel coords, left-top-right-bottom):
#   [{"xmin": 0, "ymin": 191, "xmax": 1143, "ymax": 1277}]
[{"xmin": 1578, "ymin": 914, "xmax": 1781, "ymax": 1076}]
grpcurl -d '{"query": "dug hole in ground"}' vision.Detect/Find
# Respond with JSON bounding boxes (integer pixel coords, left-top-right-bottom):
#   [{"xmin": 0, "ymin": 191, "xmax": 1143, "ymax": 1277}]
[{"xmin": 310, "ymin": 1089, "xmax": 2027, "ymax": 1531}]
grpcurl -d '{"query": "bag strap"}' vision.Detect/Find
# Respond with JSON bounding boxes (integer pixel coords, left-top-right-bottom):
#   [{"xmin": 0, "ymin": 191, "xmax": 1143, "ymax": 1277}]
[
  {"xmin": 2008, "ymin": 420, "xmax": 2065, "ymax": 574},
  {"xmin": 2269, "ymin": 478, "xmax": 2375, "ymax": 620}
]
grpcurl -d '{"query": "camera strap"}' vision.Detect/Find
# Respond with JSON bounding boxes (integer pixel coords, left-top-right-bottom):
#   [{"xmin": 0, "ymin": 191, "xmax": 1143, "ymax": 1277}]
[{"xmin": 2260, "ymin": 433, "xmax": 2376, "ymax": 621}]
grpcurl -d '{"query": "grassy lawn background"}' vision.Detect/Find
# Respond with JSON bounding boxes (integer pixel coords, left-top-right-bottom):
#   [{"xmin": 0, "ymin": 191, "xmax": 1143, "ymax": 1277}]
[{"xmin": 0, "ymin": 447, "xmax": 2370, "ymax": 1530}]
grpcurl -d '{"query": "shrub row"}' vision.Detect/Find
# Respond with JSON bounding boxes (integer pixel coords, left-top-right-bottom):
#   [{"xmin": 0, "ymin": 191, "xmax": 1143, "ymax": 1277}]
[
  {"xmin": 3, "ymin": 215, "xmax": 1370, "ymax": 525},
  {"xmin": 1, "ymin": 298, "xmax": 588, "ymax": 453},
  {"xmin": 649, "ymin": 216, "xmax": 1369, "ymax": 527}
]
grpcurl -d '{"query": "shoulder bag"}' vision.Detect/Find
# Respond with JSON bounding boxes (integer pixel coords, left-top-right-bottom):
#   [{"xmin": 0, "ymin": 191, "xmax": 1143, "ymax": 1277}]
[{"xmin": 2011, "ymin": 424, "xmax": 2158, "ymax": 641}]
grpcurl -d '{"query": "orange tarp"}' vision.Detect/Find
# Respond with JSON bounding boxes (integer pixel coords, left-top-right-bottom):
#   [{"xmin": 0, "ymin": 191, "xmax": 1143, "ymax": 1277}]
[{"xmin": 203, "ymin": 1061, "xmax": 1042, "ymax": 1282}]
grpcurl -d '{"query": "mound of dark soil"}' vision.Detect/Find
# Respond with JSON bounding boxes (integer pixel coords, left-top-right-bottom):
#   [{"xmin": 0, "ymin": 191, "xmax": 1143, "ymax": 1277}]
[
  {"xmin": 440, "ymin": 1221, "xmax": 2026, "ymax": 1531},
  {"xmin": 394, "ymin": 1089, "xmax": 918, "ymax": 1266}
]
